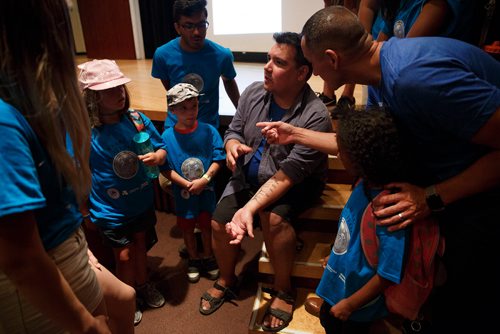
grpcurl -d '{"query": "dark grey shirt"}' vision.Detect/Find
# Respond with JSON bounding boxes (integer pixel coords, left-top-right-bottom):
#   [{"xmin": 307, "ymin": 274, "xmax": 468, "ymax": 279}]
[{"xmin": 221, "ymin": 81, "xmax": 332, "ymax": 199}]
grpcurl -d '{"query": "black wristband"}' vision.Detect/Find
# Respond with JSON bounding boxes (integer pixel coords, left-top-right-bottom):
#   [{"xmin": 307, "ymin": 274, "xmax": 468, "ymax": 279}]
[
  {"xmin": 337, "ymin": 96, "xmax": 355, "ymax": 108},
  {"xmin": 425, "ymin": 185, "xmax": 445, "ymax": 212}
]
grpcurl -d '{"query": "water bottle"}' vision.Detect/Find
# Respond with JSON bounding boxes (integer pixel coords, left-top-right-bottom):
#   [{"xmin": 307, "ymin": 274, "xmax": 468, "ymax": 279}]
[{"xmin": 133, "ymin": 131, "xmax": 160, "ymax": 179}]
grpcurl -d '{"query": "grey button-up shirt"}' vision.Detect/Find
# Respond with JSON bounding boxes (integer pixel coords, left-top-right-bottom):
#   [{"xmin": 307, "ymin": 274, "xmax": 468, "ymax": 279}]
[{"xmin": 221, "ymin": 81, "xmax": 333, "ymax": 199}]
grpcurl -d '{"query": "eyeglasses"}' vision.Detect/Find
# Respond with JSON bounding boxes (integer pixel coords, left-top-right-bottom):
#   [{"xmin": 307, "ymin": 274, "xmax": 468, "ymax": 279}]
[{"xmin": 180, "ymin": 21, "xmax": 209, "ymax": 31}]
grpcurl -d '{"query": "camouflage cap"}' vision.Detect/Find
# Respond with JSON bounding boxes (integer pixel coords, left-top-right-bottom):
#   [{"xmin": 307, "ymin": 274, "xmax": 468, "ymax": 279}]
[{"xmin": 167, "ymin": 83, "xmax": 201, "ymax": 107}]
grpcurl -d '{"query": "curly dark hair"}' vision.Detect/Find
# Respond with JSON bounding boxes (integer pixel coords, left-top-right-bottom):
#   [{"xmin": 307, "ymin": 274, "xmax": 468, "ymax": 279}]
[
  {"xmin": 173, "ymin": 0, "xmax": 208, "ymax": 22},
  {"xmin": 336, "ymin": 106, "xmax": 409, "ymax": 187}
]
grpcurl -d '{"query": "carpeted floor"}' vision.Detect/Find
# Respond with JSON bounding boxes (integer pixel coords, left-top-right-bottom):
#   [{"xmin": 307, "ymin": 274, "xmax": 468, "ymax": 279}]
[{"xmin": 88, "ymin": 211, "xmax": 265, "ymax": 334}]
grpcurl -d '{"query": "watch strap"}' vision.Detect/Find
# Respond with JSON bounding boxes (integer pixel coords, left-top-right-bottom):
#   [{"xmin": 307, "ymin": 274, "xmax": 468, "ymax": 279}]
[{"xmin": 424, "ymin": 185, "xmax": 445, "ymax": 212}]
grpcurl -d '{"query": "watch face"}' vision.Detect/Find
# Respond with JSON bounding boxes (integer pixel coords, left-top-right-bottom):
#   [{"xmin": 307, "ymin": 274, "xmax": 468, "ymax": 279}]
[{"xmin": 426, "ymin": 187, "xmax": 445, "ymax": 212}]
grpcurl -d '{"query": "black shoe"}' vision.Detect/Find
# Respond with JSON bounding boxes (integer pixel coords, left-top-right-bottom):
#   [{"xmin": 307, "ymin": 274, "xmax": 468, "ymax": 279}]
[
  {"xmin": 202, "ymin": 256, "xmax": 219, "ymax": 280},
  {"xmin": 178, "ymin": 243, "xmax": 189, "ymax": 259}
]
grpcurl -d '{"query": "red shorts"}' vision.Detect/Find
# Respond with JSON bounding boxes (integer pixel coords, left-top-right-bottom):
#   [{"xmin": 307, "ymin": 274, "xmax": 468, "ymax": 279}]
[{"xmin": 177, "ymin": 211, "xmax": 211, "ymax": 231}]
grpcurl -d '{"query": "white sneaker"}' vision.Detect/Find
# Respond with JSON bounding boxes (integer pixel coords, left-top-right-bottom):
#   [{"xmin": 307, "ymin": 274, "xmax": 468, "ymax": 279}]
[
  {"xmin": 187, "ymin": 259, "xmax": 202, "ymax": 283},
  {"xmin": 137, "ymin": 282, "xmax": 165, "ymax": 308},
  {"xmin": 134, "ymin": 306, "xmax": 142, "ymax": 326}
]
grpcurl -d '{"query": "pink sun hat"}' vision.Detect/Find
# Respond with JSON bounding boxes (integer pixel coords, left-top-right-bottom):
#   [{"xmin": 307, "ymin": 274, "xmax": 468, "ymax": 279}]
[{"xmin": 78, "ymin": 59, "xmax": 131, "ymax": 91}]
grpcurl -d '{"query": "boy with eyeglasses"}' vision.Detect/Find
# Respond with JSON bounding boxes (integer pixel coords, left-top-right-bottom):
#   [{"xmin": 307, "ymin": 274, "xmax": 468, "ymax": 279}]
[
  {"xmin": 152, "ymin": 0, "xmax": 240, "ymax": 131},
  {"xmin": 152, "ymin": 0, "xmax": 240, "ymax": 260}
]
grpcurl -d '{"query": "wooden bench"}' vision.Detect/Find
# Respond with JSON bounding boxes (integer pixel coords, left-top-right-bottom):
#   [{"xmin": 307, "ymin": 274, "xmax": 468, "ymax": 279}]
[
  {"xmin": 297, "ymin": 155, "xmax": 353, "ymax": 223},
  {"xmin": 259, "ymin": 231, "xmax": 334, "ymax": 279},
  {"xmin": 298, "ymin": 182, "xmax": 351, "ymax": 222}
]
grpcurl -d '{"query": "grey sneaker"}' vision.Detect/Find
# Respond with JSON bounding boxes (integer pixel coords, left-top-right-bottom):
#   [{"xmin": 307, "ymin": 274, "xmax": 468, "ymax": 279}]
[
  {"xmin": 137, "ymin": 282, "xmax": 165, "ymax": 308},
  {"xmin": 187, "ymin": 258, "xmax": 202, "ymax": 283}
]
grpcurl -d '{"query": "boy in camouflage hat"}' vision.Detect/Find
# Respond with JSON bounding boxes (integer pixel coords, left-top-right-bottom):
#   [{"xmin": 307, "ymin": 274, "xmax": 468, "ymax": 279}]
[{"xmin": 162, "ymin": 83, "xmax": 225, "ymax": 283}]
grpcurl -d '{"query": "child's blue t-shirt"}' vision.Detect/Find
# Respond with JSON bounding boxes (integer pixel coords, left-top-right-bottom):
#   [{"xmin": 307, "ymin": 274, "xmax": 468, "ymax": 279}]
[
  {"xmin": 316, "ymin": 181, "xmax": 406, "ymax": 322},
  {"xmin": 0, "ymin": 99, "xmax": 81, "ymax": 250},
  {"xmin": 89, "ymin": 111, "xmax": 166, "ymax": 228},
  {"xmin": 161, "ymin": 121, "xmax": 225, "ymax": 219}
]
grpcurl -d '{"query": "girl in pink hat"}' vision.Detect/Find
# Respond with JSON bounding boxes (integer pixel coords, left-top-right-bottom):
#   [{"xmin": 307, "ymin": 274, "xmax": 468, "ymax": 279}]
[{"xmin": 79, "ymin": 59, "xmax": 167, "ymax": 326}]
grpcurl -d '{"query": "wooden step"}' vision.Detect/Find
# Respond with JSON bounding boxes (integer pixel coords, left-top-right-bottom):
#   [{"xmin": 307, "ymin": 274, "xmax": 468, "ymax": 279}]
[
  {"xmin": 298, "ymin": 183, "xmax": 351, "ymax": 222},
  {"xmin": 327, "ymin": 155, "xmax": 354, "ymax": 185},
  {"xmin": 249, "ymin": 283, "xmax": 324, "ymax": 334},
  {"xmin": 328, "ymin": 155, "xmax": 344, "ymax": 171},
  {"xmin": 259, "ymin": 231, "xmax": 333, "ymax": 280},
  {"xmin": 249, "ymin": 283, "xmax": 405, "ymax": 334}
]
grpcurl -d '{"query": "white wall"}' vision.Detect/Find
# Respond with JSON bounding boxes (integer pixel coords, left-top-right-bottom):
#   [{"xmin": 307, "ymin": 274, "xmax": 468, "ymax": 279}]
[{"xmin": 206, "ymin": 0, "xmax": 323, "ymax": 53}]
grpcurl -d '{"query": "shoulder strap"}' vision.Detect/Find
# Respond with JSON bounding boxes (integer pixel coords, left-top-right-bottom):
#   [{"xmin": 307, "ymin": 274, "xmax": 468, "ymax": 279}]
[
  {"xmin": 360, "ymin": 203, "xmax": 379, "ymax": 268},
  {"xmin": 127, "ymin": 109, "xmax": 145, "ymax": 132}
]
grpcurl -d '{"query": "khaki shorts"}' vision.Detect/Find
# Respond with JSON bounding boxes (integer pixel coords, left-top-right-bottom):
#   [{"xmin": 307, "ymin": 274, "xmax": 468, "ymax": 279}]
[{"xmin": 0, "ymin": 227, "xmax": 103, "ymax": 334}]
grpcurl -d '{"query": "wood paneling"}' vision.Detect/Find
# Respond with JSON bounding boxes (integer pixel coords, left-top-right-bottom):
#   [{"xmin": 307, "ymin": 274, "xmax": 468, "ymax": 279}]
[{"xmin": 77, "ymin": 0, "xmax": 136, "ymax": 59}]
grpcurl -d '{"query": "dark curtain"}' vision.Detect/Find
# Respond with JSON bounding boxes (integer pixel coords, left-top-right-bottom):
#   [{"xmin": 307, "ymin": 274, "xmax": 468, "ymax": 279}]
[{"xmin": 139, "ymin": 0, "xmax": 177, "ymax": 59}]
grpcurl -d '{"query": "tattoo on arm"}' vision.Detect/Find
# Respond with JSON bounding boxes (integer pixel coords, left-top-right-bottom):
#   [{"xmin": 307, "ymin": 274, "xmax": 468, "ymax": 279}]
[{"xmin": 250, "ymin": 176, "xmax": 279, "ymax": 206}]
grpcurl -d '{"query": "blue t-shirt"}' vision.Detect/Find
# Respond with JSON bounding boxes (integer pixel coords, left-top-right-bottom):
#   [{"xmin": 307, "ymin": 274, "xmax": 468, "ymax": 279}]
[
  {"xmin": 316, "ymin": 181, "xmax": 406, "ymax": 322},
  {"xmin": 369, "ymin": 37, "xmax": 500, "ymax": 183},
  {"xmin": 368, "ymin": 0, "xmax": 473, "ymax": 105},
  {"xmin": 379, "ymin": 0, "xmax": 426, "ymax": 38},
  {"xmin": 0, "ymin": 99, "xmax": 81, "ymax": 250},
  {"xmin": 245, "ymin": 101, "xmax": 287, "ymax": 186},
  {"xmin": 371, "ymin": 11, "xmax": 385, "ymax": 40},
  {"xmin": 377, "ymin": 0, "xmax": 467, "ymax": 39},
  {"xmin": 162, "ymin": 121, "xmax": 225, "ymax": 219},
  {"xmin": 89, "ymin": 111, "xmax": 166, "ymax": 228},
  {"xmin": 152, "ymin": 37, "xmax": 237, "ymax": 129}
]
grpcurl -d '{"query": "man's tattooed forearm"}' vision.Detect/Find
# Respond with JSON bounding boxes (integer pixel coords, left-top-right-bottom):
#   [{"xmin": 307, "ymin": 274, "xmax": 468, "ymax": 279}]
[{"xmin": 250, "ymin": 176, "xmax": 279, "ymax": 205}]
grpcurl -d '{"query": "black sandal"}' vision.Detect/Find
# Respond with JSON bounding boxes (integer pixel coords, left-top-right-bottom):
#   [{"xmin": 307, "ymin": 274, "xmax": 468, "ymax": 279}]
[
  {"xmin": 261, "ymin": 288, "xmax": 295, "ymax": 332},
  {"xmin": 199, "ymin": 280, "xmax": 238, "ymax": 315}
]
